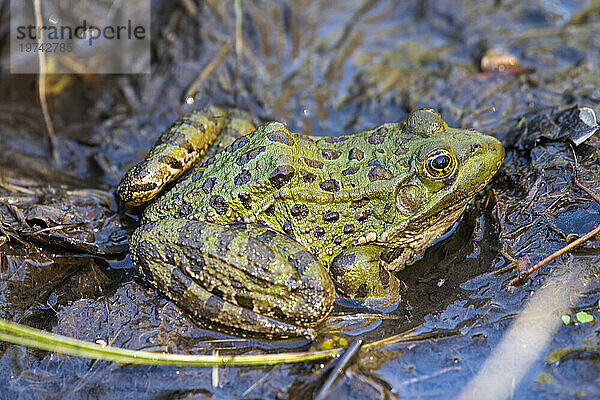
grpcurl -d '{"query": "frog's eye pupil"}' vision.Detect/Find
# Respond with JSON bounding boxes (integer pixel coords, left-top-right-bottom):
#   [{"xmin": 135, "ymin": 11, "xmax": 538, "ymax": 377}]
[
  {"xmin": 432, "ymin": 155, "xmax": 449, "ymax": 170},
  {"xmin": 424, "ymin": 148, "xmax": 456, "ymax": 180}
]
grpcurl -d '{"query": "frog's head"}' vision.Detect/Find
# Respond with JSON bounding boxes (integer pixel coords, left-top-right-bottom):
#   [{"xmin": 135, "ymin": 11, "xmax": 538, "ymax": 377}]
[{"xmin": 380, "ymin": 108, "xmax": 504, "ymax": 264}]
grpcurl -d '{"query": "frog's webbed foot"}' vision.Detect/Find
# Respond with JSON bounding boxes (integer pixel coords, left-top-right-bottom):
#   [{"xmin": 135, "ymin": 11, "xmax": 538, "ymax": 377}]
[
  {"xmin": 329, "ymin": 245, "xmax": 400, "ymax": 304},
  {"xmin": 130, "ymin": 219, "xmax": 335, "ymax": 338},
  {"xmin": 117, "ymin": 107, "xmax": 256, "ymax": 207}
]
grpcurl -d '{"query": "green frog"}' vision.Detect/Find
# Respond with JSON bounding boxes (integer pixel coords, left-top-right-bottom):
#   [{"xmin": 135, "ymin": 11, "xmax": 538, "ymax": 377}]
[{"xmin": 117, "ymin": 106, "xmax": 504, "ymax": 338}]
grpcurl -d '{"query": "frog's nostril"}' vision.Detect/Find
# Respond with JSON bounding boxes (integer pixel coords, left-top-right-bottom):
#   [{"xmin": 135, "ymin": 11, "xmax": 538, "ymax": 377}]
[{"xmin": 470, "ymin": 143, "xmax": 480, "ymax": 154}]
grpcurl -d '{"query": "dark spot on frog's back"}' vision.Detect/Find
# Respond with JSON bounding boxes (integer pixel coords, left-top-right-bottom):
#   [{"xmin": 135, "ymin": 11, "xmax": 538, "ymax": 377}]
[
  {"xmin": 290, "ymin": 203, "xmax": 309, "ymax": 220},
  {"xmin": 324, "ymin": 136, "xmax": 349, "ymax": 143},
  {"xmin": 203, "ymin": 155, "xmax": 217, "ymax": 166},
  {"xmin": 174, "ymin": 201, "xmax": 194, "ymax": 218},
  {"xmin": 234, "ymin": 294, "xmax": 254, "ymax": 310},
  {"xmin": 320, "ymin": 179, "xmax": 340, "ymax": 192},
  {"xmin": 314, "ymin": 226, "xmax": 325, "ymax": 237},
  {"xmin": 348, "ymin": 148, "xmax": 364, "ymax": 161},
  {"xmin": 203, "ymin": 177, "xmax": 216, "ymax": 193},
  {"xmin": 368, "ymin": 166, "xmax": 393, "ymax": 181},
  {"xmin": 300, "ymin": 169, "xmax": 317, "ymax": 183},
  {"xmin": 238, "ymin": 193, "xmax": 252, "ymax": 209},
  {"xmin": 367, "ymin": 126, "xmax": 388, "ymax": 145},
  {"xmin": 342, "ymin": 166, "xmax": 360, "ymax": 176},
  {"xmin": 236, "ymin": 145, "xmax": 266, "ymax": 166},
  {"xmin": 358, "ymin": 210, "xmax": 371, "ymax": 221},
  {"xmin": 288, "ymin": 250, "xmax": 317, "ymax": 276},
  {"xmin": 395, "ymin": 147, "xmax": 408, "ymax": 156},
  {"xmin": 264, "ymin": 204, "xmax": 275, "ymax": 216},
  {"xmin": 267, "ymin": 130, "xmax": 295, "ymax": 146},
  {"xmin": 368, "ymin": 135, "xmax": 385, "ymax": 145},
  {"xmin": 209, "ymin": 195, "xmax": 229, "ymax": 215},
  {"xmin": 350, "ymin": 198, "xmax": 369, "ymax": 209},
  {"xmin": 321, "ymin": 149, "xmax": 341, "ymax": 160},
  {"xmin": 303, "ymin": 158, "xmax": 324, "ymax": 169},
  {"xmin": 190, "ymin": 169, "xmax": 204, "ymax": 181},
  {"xmin": 234, "ymin": 169, "xmax": 252, "ymax": 186},
  {"xmin": 322, "ymin": 211, "xmax": 339, "ymax": 223},
  {"xmin": 332, "ymin": 252, "xmax": 356, "ymax": 268},
  {"xmin": 269, "ymin": 165, "xmax": 295, "ymax": 188},
  {"xmin": 225, "ymin": 135, "xmax": 249, "ymax": 152},
  {"xmin": 343, "ymin": 224, "xmax": 355, "ymax": 234}
]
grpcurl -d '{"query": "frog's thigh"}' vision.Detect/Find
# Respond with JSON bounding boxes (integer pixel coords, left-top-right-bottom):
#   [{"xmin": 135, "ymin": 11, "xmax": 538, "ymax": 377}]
[
  {"xmin": 329, "ymin": 245, "xmax": 399, "ymax": 299},
  {"xmin": 131, "ymin": 220, "xmax": 334, "ymax": 337}
]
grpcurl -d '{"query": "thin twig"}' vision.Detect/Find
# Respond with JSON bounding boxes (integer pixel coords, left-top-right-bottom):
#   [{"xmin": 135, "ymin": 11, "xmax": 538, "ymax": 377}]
[
  {"xmin": 505, "ymin": 224, "xmax": 600, "ymax": 287},
  {"xmin": 33, "ymin": 0, "xmax": 60, "ymax": 164}
]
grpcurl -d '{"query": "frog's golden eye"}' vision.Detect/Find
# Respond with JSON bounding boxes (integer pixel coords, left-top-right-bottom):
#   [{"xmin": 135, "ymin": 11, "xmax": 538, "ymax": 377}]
[{"xmin": 424, "ymin": 148, "xmax": 456, "ymax": 180}]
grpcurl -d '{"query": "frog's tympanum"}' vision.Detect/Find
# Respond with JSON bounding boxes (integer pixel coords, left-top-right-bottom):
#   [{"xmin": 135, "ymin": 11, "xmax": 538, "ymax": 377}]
[{"xmin": 117, "ymin": 107, "xmax": 504, "ymax": 337}]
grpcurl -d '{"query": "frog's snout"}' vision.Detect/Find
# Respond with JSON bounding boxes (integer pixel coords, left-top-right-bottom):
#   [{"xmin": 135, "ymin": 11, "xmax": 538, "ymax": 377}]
[
  {"xmin": 484, "ymin": 135, "xmax": 505, "ymax": 172},
  {"xmin": 472, "ymin": 135, "xmax": 505, "ymax": 182}
]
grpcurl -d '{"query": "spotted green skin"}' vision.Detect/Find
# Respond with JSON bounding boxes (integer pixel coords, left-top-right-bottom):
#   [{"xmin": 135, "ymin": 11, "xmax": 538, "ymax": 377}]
[{"xmin": 117, "ymin": 106, "xmax": 504, "ymax": 337}]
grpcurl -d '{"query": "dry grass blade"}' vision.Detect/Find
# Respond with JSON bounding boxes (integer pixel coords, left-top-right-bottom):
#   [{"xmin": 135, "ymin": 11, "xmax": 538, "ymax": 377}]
[
  {"xmin": 0, "ymin": 318, "xmax": 342, "ymax": 366},
  {"xmin": 33, "ymin": 0, "xmax": 60, "ymax": 164},
  {"xmin": 234, "ymin": 0, "xmax": 243, "ymax": 102},
  {"xmin": 177, "ymin": 0, "xmax": 197, "ymax": 17}
]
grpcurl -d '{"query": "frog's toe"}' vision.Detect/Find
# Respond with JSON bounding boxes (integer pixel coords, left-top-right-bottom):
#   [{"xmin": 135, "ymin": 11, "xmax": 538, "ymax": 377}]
[{"xmin": 329, "ymin": 245, "xmax": 400, "ymax": 300}]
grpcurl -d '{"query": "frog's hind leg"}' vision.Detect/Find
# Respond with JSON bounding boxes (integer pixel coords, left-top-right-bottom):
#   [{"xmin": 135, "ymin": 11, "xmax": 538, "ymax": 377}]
[
  {"xmin": 131, "ymin": 219, "xmax": 335, "ymax": 338},
  {"xmin": 117, "ymin": 107, "xmax": 256, "ymax": 207}
]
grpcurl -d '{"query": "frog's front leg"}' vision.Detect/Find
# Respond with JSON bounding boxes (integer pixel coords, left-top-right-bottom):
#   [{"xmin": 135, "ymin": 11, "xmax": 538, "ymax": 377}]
[
  {"xmin": 131, "ymin": 219, "xmax": 335, "ymax": 338},
  {"xmin": 117, "ymin": 106, "xmax": 256, "ymax": 207},
  {"xmin": 329, "ymin": 245, "xmax": 400, "ymax": 301}
]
